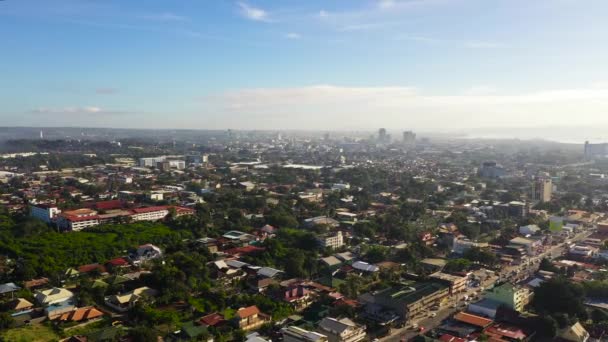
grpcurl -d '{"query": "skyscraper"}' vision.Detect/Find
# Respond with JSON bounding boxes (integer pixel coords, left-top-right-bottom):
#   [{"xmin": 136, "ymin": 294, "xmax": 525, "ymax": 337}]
[
  {"xmin": 377, "ymin": 128, "xmax": 390, "ymax": 144},
  {"xmin": 532, "ymin": 178, "xmax": 552, "ymax": 203},
  {"xmin": 402, "ymin": 131, "xmax": 416, "ymax": 145}
]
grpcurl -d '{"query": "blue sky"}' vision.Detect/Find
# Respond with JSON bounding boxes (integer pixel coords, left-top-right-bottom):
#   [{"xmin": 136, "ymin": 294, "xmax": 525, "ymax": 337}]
[{"xmin": 1, "ymin": 0, "xmax": 608, "ymax": 132}]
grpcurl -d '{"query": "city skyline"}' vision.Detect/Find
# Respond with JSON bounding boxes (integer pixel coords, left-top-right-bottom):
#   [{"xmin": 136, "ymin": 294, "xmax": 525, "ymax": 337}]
[{"xmin": 2, "ymin": 0, "xmax": 608, "ymax": 132}]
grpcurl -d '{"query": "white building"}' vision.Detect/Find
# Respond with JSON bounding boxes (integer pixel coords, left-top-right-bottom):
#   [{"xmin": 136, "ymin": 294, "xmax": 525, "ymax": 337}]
[
  {"xmin": 283, "ymin": 326, "xmax": 328, "ymax": 342},
  {"xmin": 318, "ymin": 231, "xmax": 344, "ymax": 249},
  {"xmin": 35, "ymin": 287, "xmax": 74, "ymax": 306},
  {"xmin": 57, "ymin": 209, "xmax": 100, "ymax": 231},
  {"xmin": 569, "ymin": 245, "xmax": 598, "ymax": 258},
  {"xmin": 130, "ymin": 207, "xmax": 170, "ymax": 221},
  {"xmin": 519, "ymin": 224, "xmax": 541, "ymax": 235},
  {"xmin": 452, "ymin": 237, "xmax": 488, "ymax": 255},
  {"xmin": 136, "ymin": 244, "xmax": 163, "ymax": 261},
  {"xmin": 317, "ymin": 317, "xmax": 366, "ymax": 342},
  {"xmin": 30, "ymin": 204, "xmax": 61, "ymax": 223}
]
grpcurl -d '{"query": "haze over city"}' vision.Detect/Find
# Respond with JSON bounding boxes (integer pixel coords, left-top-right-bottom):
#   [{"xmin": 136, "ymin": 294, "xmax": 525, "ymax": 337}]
[{"xmin": 1, "ymin": 0, "xmax": 608, "ymax": 136}]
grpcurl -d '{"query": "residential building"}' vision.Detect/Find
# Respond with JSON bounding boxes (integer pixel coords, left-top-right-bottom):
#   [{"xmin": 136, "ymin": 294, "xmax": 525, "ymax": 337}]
[
  {"xmin": 317, "ymin": 317, "xmax": 366, "ymax": 342},
  {"xmin": 282, "ymin": 326, "xmax": 328, "ymax": 342},
  {"xmin": 30, "ymin": 203, "xmax": 61, "ymax": 223},
  {"xmin": 352, "ymin": 261, "xmax": 380, "ymax": 273},
  {"xmin": 519, "ymin": 224, "xmax": 541, "ymax": 236},
  {"xmin": 283, "ymin": 285, "xmax": 314, "ymax": 311},
  {"xmin": 304, "ymin": 216, "xmax": 340, "ymax": 229},
  {"xmin": 429, "ymin": 272, "xmax": 467, "ymax": 295},
  {"xmin": 35, "ymin": 287, "xmax": 76, "ymax": 318},
  {"xmin": 509, "ymin": 237, "xmax": 541, "ymax": 255},
  {"xmin": 452, "ymin": 237, "xmax": 488, "ymax": 255},
  {"xmin": 104, "ymin": 287, "xmax": 158, "ymax": 313},
  {"xmin": 569, "ymin": 245, "xmax": 598, "ymax": 258},
  {"xmin": 135, "ymin": 243, "xmax": 163, "ymax": 261},
  {"xmin": 485, "ymin": 283, "xmax": 532, "ymax": 312},
  {"xmin": 234, "ymin": 305, "xmax": 271, "ymax": 331},
  {"xmin": 532, "ymin": 177, "xmax": 553, "ymax": 203},
  {"xmin": 318, "ymin": 231, "xmax": 344, "ymax": 249}
]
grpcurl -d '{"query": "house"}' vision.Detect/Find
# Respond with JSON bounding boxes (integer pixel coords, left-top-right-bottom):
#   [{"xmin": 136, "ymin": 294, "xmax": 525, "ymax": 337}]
[
  {"xmin": 282, "ymin": 326, "xmax": 328, "ymax": 342},
  {"xmin": 199, "ymin": 312, "xmax": 226, "ymax": 327},
  {"xmin": 177, "ymin": 321, "xmax": 209, "ymax": 340},
  {"xmin": 234, "ymin": 305, "xmax": 271, "ymax": 331},
  {"xmin": 35, "ymin": 287, "xmax": 75, "ymax": 306},
  {"xmin": 0, "ymin": 282, "xmax": 20, "ymax": 299},
  {"xmin": 58, "ymin": 306, "xmax": 104, "ymax": 322},
  {"xmin": 283, "ymin": 285, "xmax": 314, "ymax": 311},
  {"xmin": 558, "ymin": 322, "xmax": 589, "ymax": 342},
  {"xmin": 24, "ymin": 277, "xmax": 49, "ymax": 290},
  {"xmin": 135, "ymin": 243, "xmax": 163, "ymax": 261},
  {"xmin": 484, "ymin": 323, "xmax": 528, "ymax": 341},
  {"xmin": 316, "ymin": 317, "xmax": 366, "ymax": 342},
  {"xmin": 351, "ymin": 261, "xmax": 379, "ymax": 273},
  {"xmin": 6, "ymin": 298, "xmax": 34, "ymax": 313},
  {"xmin": 105, "ymin": 287, "xmax": 158, "ymax": 312},
  {"xmin": 239, "ymin": 181, "xmax": 256, "ymax": 191}
]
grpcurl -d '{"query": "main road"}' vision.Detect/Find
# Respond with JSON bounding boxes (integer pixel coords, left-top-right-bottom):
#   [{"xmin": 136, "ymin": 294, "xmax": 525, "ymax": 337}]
[{"xmin": 381, "ymin": 229, "xmax": 593, "ymax": 342}]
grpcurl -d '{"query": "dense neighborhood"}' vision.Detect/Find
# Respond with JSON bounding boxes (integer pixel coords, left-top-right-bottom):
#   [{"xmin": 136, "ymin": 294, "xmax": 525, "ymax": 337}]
[{"xmin": 0, "ymin": 130, "xmax": 607, "ymax": 342}]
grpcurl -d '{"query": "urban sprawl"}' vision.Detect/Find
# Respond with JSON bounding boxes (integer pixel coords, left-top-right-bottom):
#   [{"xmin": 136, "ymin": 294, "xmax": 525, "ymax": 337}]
[{"xmin": 0, "ymin": 129, "xmax": 607, "ymax": 342}]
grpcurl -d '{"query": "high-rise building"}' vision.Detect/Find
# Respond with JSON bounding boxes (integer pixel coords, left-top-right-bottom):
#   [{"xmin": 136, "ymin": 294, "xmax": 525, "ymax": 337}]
[
  {"xmin": 402, "ymin": 131, "xmax": 416, "ymax": 145},
  {"xmin": 478, "ymin": 161, "xmax": 506, "ymax": 179},
  {"xmin": 532, "ymin": 178, "xmax": 552, "ymax": 203},
  {"xmin": 377, "ymin": 128, "xmax": 390, "ymax": 144}
]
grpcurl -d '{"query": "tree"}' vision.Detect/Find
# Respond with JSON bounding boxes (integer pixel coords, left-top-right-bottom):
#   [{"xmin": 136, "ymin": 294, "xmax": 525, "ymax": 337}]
[
  {"xmin": 130, "ymin": 326, "xmax": 158, "ymax": 342},
  {"xmin": 539, "ymin": 258, "xmax": 559, "ymax": 273},
  {"xmin": 364, "ymin": 246, "xmax": 389, "ymax": 263},
  {"xmin": 532, "ymin": 277, "xmax": 586, "ymax": 319},
  {"xmin": 444, "ymin": 259, "xmax": 472, "ymax": 273},
  {"xmin": 0, "ymin": 312, "xmax": 14, "ymax": 330}
]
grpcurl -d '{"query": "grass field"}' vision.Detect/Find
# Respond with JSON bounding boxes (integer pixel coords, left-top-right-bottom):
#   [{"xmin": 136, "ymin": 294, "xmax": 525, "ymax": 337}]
[{"xmin": 1, "ymin": 324, "xmax": 61, "ymax": 342}]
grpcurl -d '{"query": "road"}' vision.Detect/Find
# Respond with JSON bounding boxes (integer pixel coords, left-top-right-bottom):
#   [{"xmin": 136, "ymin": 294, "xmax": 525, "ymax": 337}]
[{"xmin": 381, "ymin": 229, "xmax": 593, "ymax": 342}]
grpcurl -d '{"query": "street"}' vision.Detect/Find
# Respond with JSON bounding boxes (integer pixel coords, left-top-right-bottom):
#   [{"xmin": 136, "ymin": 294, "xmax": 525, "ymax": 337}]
[{"xmin": 380, "ymin": 229, "xmax": 593, "ymax": 342}]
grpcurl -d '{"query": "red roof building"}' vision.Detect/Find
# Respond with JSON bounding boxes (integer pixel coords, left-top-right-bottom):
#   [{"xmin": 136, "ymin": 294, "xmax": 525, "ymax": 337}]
[
  {"xmin": 453, "ymin": 312, "xmax": 493, "ymax": 329},
  {"xmin": 199, "ymin": 312, "xmax": 226, "ymax": 327}
]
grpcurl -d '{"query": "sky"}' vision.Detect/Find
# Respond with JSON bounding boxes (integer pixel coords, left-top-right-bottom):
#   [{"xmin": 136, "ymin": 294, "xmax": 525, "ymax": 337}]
[{"xmin": 2, "ymin": 0, "xmax": 608, "ymax": 133}]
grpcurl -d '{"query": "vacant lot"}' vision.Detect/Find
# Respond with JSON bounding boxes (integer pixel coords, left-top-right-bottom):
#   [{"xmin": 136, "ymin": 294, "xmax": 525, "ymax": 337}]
[{"xmin": 1, "ymin": 324, "xmax": 61, "ymax": 342}]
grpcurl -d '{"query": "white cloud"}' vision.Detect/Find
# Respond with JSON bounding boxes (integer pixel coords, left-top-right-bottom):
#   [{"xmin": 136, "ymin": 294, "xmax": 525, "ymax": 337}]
[
  {"xmin": 238, "ymin": 2, "xmax": 269, "ymax": 22},
  {"xmin": 284, "ymin": 32, "xmax": 301, "ymax": 39},
  {"xmin": 318, "ymin": 10, "xmax": 328, "ymax": 18},
  {"xmin": 201, "ymin": 85, "xmax": 608, "ymax": 131}
]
